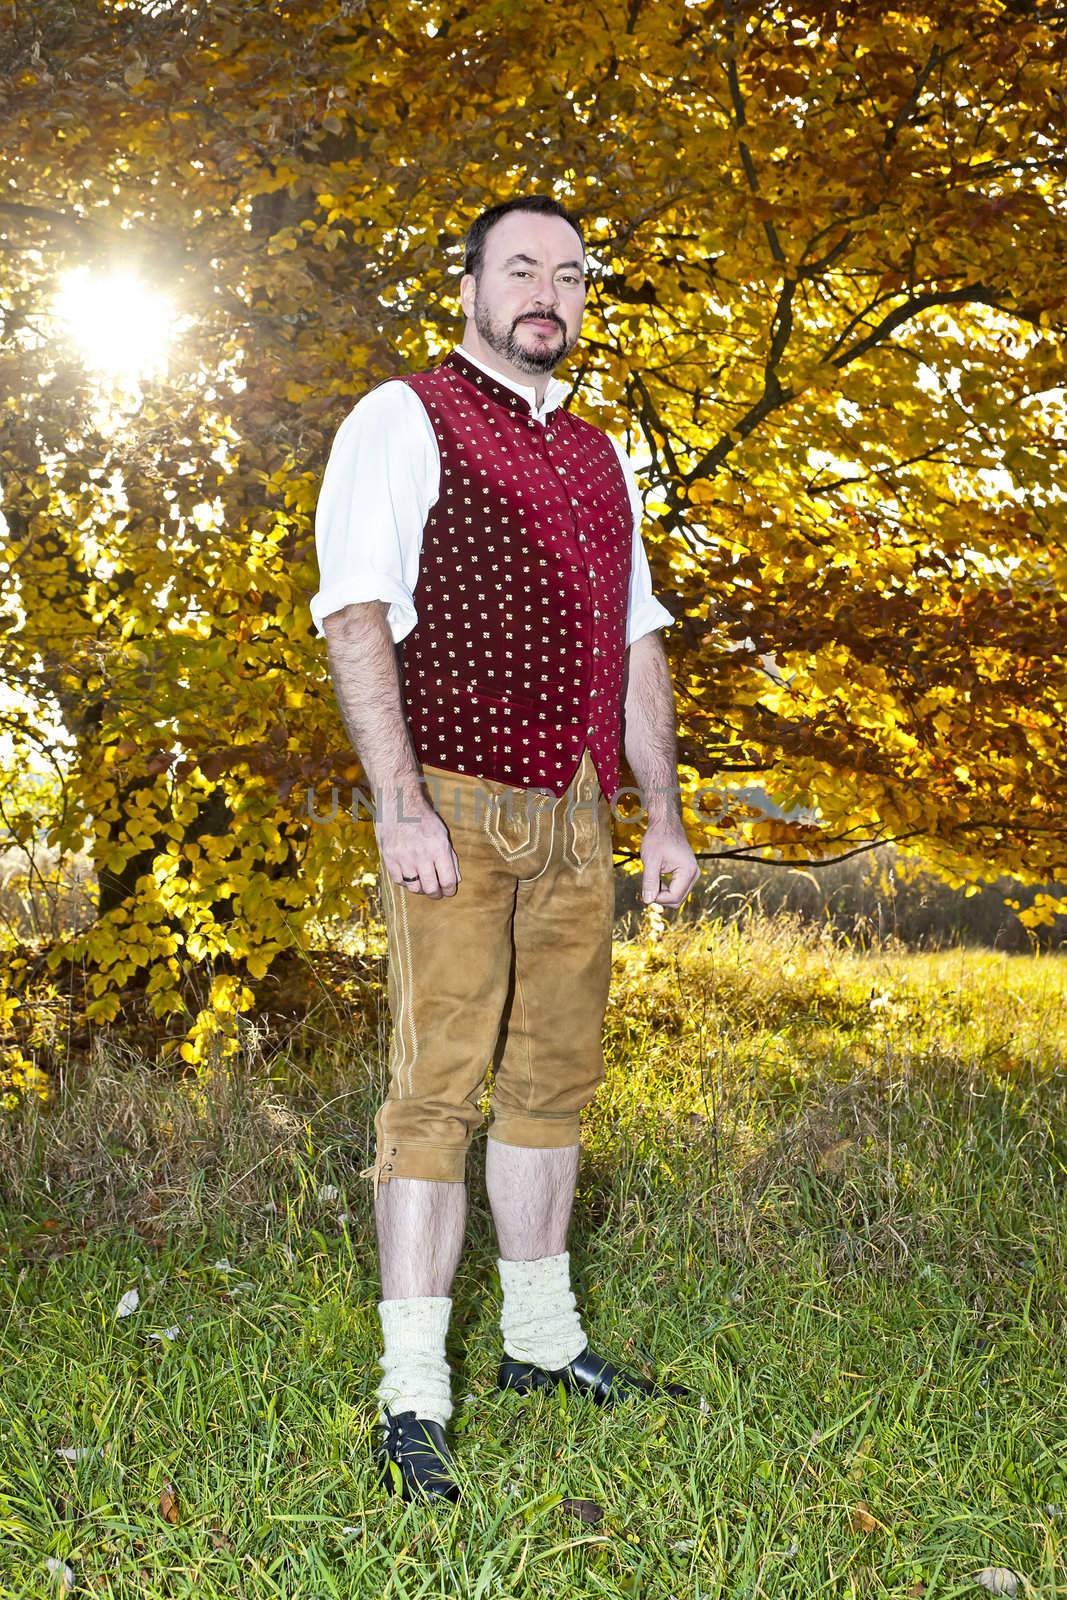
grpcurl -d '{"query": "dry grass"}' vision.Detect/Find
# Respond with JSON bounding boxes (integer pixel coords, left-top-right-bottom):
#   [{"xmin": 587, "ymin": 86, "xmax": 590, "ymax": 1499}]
[{"xmin": 3, "ymin": 901, "xmax": 1063, "ymax": 1280}]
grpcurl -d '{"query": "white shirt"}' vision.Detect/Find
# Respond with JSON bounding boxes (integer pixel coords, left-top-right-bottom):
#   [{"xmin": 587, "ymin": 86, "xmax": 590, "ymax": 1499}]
[{"xmin": 310, "ymin": 344, "xmax": 675, "ymax": 648}]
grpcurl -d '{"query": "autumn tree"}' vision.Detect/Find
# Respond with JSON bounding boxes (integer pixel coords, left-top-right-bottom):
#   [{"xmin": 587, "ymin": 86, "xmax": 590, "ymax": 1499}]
[{"xmin": 1, "ymin": 0, "xmax": 1064, "ymax": 1053}]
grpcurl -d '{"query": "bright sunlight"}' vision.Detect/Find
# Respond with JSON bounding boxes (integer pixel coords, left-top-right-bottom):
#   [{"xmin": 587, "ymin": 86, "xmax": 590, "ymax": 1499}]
[{"xmin": 52, "ymin": 266, "xmax": 175, "ymax": 382}]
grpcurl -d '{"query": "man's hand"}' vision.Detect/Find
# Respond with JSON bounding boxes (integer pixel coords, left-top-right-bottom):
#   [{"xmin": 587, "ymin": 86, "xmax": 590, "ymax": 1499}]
[
  {"xmin": 640, "ymin": 819, "xmax": 700, "ymax": 908},
  {"xmin": 375, "ymin": 792, "xmax": 461, "ymax": 899}
]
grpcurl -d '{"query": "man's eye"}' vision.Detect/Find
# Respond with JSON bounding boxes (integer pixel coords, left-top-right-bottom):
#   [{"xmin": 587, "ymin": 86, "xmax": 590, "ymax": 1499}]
[{"xmin": 511, "ymin": 271, "xmax": 583, "ymax": 284}]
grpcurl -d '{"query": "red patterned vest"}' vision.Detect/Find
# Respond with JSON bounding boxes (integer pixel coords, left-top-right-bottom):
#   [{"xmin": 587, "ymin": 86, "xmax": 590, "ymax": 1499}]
[{"xmin": 394, "ymin": 346, "xmax": 634, "ymax": 797}]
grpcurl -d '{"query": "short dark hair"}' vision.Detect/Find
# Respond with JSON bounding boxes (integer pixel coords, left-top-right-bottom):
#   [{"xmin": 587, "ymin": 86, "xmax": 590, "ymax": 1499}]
[{"xmin": 463, "ymin": 195, "xmax": 586, "ymax": 282}]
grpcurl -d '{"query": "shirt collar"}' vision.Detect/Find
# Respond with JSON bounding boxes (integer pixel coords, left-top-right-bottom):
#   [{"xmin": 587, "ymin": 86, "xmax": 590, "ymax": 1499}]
[{"xmin": 448, "ymin": 344, "xmax": 571, "ymax": 421}]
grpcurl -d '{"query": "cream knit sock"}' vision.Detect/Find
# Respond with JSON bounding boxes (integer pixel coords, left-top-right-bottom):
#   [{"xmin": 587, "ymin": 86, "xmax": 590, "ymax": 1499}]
[
  {"xmin": 497, "ymin": 1250, "xmax": 588, "ymax": 1370},
  {"xmin": 374, "ymin": 1296, "xmax": 453, "ymax": 1427}
]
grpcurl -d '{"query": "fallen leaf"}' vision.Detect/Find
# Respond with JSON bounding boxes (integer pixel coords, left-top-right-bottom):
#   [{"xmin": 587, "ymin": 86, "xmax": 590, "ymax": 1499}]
[
  {"xmin": 559, "ymin": 1498, "xmax": 603, "ymax": 1523},
  {"xmin": 851, "ymin": 1501, "xmax": 878, "ymax": 1534},
  {"xmin": 975, "ymin": 1569, "xmax": 1020, "ymax": 1596},
  {"xmin": 159, "ymin": 1481, "xmax": 179, "ymax": 1525}
]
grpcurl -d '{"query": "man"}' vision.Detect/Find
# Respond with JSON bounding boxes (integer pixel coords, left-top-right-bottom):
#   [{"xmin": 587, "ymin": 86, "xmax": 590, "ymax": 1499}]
[{"xmin": 311, "ymin": 195, "xmax": 700, "ymax": 1504}]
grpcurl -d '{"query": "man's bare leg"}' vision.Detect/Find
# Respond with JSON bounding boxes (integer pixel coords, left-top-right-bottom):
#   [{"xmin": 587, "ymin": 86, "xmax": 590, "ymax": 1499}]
[
  {"xmin": 376, "ymin": 1177, "xmax": 467, "ymax": 1298},
  {"xmin": 485, "ymin": 1140, "xmax": 579, "ymax": 1259},
  {"xmin": 372, "ymin": 1177, "xmax": 467, "ymax": 1427},
  {"xmin": 486, "ymin": 1139, "xmax": 588, "ymax": 1369}
]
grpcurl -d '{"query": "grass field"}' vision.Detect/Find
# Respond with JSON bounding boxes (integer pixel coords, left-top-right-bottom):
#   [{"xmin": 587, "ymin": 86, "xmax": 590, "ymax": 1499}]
[{"xmin": 1, "ymin": 906, "xmax": 1064, "ymax": 1598}]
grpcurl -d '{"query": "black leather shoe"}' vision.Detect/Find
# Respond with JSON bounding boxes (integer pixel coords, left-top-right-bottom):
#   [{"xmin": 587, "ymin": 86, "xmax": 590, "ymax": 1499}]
[
  {"xmin": 496, "ymin": 1343, "xmax": 693, "ymax": 1405},
  {"xmin": 373, "ymin": 1410, "xmax": 460, "ymax": 1504}
]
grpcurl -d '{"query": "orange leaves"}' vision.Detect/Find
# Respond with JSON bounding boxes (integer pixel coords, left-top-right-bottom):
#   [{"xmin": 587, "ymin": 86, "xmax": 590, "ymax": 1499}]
[
  {"xmin": 850, "ymin": 1501, "xmax": 880, "ymax": 1535},
  {"xmin": 158, "ymin": 1481, "xmax": 180, "ymax": 1526}
]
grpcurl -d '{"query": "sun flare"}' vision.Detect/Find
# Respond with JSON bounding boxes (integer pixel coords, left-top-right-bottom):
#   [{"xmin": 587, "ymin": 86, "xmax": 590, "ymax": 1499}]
[{"xmin": 53, "ymin": 266, "xmax": 175, "ymax": 383}]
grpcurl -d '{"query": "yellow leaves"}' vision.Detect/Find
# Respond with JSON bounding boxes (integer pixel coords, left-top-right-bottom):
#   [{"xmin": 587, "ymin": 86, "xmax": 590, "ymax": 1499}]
[
  {"xmin": 746, "ymin": 817, "xmax": 824, "ymax": 850},
  {"xmin": 2, "ymin": 0, "xmax": 1062, "ymax": 996},
  {"xmin": 86, "ymin": 993, "xmax": 121, "ymax": 1024},
  {"xmin": 179, "ymin": 974, "xmax": 255, "ymax": 1064},
  {"xmin": 248, "ymin": 166, "xmax": 301, "ymax": 199},
  {"xmin": 1, "ymin": 1047, "xmax": 49, "ymax": 1108},
  {"xmin": 1011, "ymin": 892, "xmax": 1067, "ymax": 931}
]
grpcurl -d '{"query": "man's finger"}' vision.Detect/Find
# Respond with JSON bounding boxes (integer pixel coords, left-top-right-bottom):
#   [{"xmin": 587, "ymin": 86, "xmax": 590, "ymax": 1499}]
[
  {"xmin": 659, "ymin": 864, "xmax": 701, "ymax": 907},
  {"xmin": 434, "ymin": 855, "xmax": 460, "ymax": 896},
  {"xmin": 396, "ymin": 862, "xmax": 432, "ymax": 894},
  {"xmin": 642, "ymin": 862, "xmax": 668, "ymax": 902}
]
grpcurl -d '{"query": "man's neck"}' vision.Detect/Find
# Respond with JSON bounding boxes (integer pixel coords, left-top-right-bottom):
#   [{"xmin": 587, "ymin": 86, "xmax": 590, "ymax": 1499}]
[{"xmin": 458, "ymin": 338, "xmax": 550, "ymax": 409}]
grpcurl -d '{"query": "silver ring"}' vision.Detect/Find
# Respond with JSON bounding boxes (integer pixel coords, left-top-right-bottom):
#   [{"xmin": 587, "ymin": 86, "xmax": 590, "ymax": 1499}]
[{"xmin": 401, "ymin": 873, "xmax": 418, "ymax": 881}]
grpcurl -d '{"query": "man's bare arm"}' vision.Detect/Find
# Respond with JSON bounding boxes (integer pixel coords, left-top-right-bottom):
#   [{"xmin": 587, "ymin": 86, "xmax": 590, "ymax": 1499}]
[
  {"xmin": 622, "ymin": 630, "xmax": 700, "ymax": 908},
  {"xmin": 322, "ymin": 601, "xmax": 460, "ymax": 898}
]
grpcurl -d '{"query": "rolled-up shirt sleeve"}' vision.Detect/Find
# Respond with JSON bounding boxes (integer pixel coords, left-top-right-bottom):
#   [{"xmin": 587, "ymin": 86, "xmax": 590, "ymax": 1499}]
[
  {"xmin": 309, "ymin": 380, "xmax": 438, "ymax": 644},
  {"xmin": 608, "ymin": 436, "xmax": 675, "ymax": 647}
]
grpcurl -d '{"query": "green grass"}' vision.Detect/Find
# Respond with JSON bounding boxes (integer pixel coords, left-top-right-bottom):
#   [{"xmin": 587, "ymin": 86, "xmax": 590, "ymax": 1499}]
[{"xmin": 0, "ymin": 907, "xmax": 1064, "ymax": 1598}]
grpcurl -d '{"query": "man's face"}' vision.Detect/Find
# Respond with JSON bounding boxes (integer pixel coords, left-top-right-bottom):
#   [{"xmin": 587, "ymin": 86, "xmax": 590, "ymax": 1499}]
[{"xmin": 461, "ymin": 211, "xmax": 586, "ymax": 377}]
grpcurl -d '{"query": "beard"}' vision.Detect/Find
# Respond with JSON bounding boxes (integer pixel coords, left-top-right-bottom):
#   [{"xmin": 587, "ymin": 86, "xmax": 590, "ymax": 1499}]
[{"xmin": 472, "ymin": 294, "xmax": 576, "ymax": 375}]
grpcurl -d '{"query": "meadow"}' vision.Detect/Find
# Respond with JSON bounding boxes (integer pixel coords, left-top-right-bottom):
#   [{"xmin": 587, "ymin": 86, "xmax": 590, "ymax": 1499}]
[{"xmin": 0, "ymin": 901, "xmax": 1064, "ymax": 1599}]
